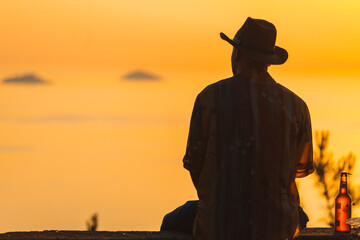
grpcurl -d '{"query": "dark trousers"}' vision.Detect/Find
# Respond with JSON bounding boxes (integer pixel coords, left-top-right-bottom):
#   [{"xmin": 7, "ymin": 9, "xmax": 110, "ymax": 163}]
[
  {"xmin": 160, "ymin": 200, "xmax": 198, "ymax": 234},
  {"xmin": 160, "ymin": 200, "xmax": 309, "ymax": 234}
]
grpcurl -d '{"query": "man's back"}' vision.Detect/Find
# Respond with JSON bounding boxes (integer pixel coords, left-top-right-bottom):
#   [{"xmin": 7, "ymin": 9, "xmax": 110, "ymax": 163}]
[{"xmin": 183, "ymin": 70, "xmax": 314, "ymax": 240}]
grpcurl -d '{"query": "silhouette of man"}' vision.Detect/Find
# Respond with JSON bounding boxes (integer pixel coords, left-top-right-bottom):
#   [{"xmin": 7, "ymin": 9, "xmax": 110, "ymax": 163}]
[{"xmin": 161, "ymin": 17, "xmax": 314, "ymax": 240}]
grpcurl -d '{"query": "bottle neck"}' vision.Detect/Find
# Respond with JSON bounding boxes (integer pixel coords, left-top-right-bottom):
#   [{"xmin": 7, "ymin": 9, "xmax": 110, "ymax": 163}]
[
  {"xmin": 340, "ymin": 182, "xmax": 347, "ymax": 194},
  {"xmin": 340, "ymin": 175, "xmax": 348, "ymax": 194}
]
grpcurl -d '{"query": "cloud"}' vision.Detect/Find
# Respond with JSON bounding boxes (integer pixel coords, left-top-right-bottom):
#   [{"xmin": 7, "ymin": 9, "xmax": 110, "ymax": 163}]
[
  {"xmin": 29, "ymin": 115, "xmax": 91, "ymax": 122},
  {"xmin": 2, "ymin": 73, "xmax": 49, "ymax": 84},
  {"xmin": 0, "ymin": 145, "xmax": 34, "ymax": 152},
  {"xmin": 0, "ymin": 114, "xmax": 186, "ymax": 125},
  {"xmin": 122, "ymin": 70, "xmax": 161, "ymax": 81}
]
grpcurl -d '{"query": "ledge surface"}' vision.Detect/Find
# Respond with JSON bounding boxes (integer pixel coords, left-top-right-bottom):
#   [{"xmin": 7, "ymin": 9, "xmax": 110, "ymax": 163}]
[
  {"xmin": 0, "ymin": 231, "xmax": 192, "ymax": 240},
  {"xmin": 298, "ymin": 228, "xmax": 358, "ymax": 240},
  {"xmin": 0, "ymin": 228, "xmax": 358, "ymax": 240}
]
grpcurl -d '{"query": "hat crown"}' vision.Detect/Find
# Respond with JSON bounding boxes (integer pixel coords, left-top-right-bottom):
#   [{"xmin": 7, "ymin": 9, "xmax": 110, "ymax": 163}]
[
  {"xmin": 219, "ymin": 17, "xmax": 288, "ymax": 64},
  {"xmin": 235, "ymin": 17, "xmax": 277, "ymax": 53}
]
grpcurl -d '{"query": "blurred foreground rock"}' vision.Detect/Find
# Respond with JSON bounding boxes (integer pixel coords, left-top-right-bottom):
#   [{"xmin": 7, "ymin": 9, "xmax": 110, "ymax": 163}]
[{"xmin": 0, "ymin": 228, "xmax": 358, "ymax": 240}]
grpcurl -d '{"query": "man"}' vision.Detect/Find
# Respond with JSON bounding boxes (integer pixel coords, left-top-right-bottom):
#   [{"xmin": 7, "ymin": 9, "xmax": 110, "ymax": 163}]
[{"xmin": 161, "ymin": 17, "xmax": 314, "ymax": 240}]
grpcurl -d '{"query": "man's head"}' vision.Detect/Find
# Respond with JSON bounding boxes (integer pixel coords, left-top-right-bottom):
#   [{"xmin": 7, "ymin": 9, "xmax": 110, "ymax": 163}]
[
  {"xmin": 231, "ymin": 45, "xmax": 268, "ymax": 75},
  {"xmin": 221, "ymin": 17, "xmax": 288, "ymax": 74}
]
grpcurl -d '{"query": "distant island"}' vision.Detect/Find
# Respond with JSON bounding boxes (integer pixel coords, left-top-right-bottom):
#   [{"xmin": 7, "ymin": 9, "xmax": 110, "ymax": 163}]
[
  {"xmin": 2, "ymin": 73, "xmax": 48, "ymax": 84},
  {"xmin": 122, "ymin": 70, "xmax": 161, "ymax": 81}
]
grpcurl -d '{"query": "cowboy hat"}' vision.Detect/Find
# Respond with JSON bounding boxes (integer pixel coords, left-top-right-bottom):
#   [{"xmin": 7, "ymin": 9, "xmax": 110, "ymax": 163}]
[{"xmin": 220, "ymin": 17, "xmax": 288, "ymax": 65}]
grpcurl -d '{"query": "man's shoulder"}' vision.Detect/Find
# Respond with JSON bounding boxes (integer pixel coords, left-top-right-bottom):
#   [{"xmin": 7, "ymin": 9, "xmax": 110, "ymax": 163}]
[
  {"xmin": 276, "ymin": 82, "xmax": 307, "ymax": 107},
  {"xmin": 195, "ymin": 77, "xmax": 236, "ymax": 108},
  {"xmin": 198, "ymin": 76, "xmax": 236, "ymax": 96}
]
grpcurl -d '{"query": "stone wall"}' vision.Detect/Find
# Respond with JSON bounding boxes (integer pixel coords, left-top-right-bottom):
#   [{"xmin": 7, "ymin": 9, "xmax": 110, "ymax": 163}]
[{"xmin": 0, "ymin": 228, "xmax": 357, "ymax": 240}]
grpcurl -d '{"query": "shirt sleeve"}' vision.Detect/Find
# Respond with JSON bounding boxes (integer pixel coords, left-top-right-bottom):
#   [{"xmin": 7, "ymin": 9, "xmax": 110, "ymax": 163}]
[
  {"xmin": 183, "ymin": 94, "xmax": 207, "ymax": 186},
  {"xmin": 295, "ymin": 103, "xmax": 315, "ymax": 178}
]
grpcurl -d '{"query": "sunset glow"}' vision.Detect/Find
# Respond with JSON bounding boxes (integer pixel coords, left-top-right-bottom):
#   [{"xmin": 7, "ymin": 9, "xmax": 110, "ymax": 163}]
[{"xmin": 1, "ymin": 0, "xmax": 360, "ymax": 232}]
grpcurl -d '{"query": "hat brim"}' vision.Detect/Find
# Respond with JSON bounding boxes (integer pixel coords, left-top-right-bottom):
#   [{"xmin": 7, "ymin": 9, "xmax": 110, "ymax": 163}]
[{"xmin": 220, "ymin": 32, "xmax": 288, "ymax": 65}]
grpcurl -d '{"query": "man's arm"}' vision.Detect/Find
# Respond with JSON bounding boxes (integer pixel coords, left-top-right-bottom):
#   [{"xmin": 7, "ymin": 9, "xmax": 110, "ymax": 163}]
[
  {"xmin": 183, "ymin": 94, "xmax": 207, "ymax": 188},
  {"xmin": 295, "ymin": 103, "xmax": 315, "ymax": 178}
]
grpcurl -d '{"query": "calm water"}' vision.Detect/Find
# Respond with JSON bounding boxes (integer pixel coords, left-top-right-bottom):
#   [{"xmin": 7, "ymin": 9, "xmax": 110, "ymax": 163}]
[{"xmin": 1, "ymin": 69, "xmax": 359, "ymax": 231}]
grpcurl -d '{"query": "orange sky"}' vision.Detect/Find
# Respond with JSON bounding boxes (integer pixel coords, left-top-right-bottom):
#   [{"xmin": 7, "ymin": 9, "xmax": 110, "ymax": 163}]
[
  {"xmin": 1, "ymin": 0, "xmax": 360, "ymax": 73},
  {"xmin": 1, "ymin": 0, "xmax": 360, "ymax": 233}
]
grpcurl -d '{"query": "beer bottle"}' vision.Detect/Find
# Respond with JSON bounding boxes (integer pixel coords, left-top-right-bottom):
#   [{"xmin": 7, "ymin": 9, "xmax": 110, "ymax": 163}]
[{"xmin": 335, "ymin": 171, "xmax": 352, "ymax": 232}]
